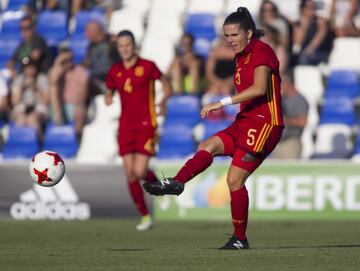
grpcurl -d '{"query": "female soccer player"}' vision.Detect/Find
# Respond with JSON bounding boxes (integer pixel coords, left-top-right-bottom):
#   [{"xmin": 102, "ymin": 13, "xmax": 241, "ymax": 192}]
[
  {"xmin": 144, "ymin": 7, "xmax": 284, "ymax": 248},
  {"xmin": 105, "ymin": 30, "xmax": 172, "ymax": 230}
]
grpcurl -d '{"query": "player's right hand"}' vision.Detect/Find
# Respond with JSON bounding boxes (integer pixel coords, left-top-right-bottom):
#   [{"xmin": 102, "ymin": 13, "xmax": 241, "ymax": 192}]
[{"xmin": 201, "ymin": 102, "xmax": 223, "ymax": 118}]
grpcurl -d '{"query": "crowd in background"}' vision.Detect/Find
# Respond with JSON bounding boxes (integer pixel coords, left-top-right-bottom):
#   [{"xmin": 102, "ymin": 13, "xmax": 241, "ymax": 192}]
[{"xmin": 0, "ymin": 0, "xmax": 359, "ymax": 159}]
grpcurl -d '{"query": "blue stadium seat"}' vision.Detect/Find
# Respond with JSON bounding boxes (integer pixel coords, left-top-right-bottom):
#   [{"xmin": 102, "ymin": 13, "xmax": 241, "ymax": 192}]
[
  {"xmin": 36, "ymin": 11, "xmax": 68, "ymax": 46},
  {"xmin": 325, "ymin": 70, "xmax": 360, "ymax": 98},
  {"xmin": 0, "ymin": 11, "xmax": 25, "ymax": 40},
  {"xmin": 193, "ymin": 38, "xmax": 212, "ymax": 59},
  {"xmin": 2, "ymin": 125, "xmax": 40, "ymax": 159},
  {"xmin": 319, "ymin": 95, "xmax": 355, "ymax": 125},
  {"xmin": 0, "ymin": 38, "xmax": 20, "ymax": 68},
  {"xmin": 43, "ymin": 124, "xmax": 78, "ymax": 158},
  {"xmin": 72, "ymin": 10, "xmax": 105, "ymax": 37},
  {"xmin": 165, "ymin": 95, "xmax": 201, "ymax": 127},
  {"xmin": 185, "ymin": 13, "xmax": 217, "ymax": 41},
  {"xmin": 69, "ymin": 37, "xmax": 89, "ymax": 64},
  {"xmin": 327, "ymin": 70, "xmax": 359, "ymax": 87},
  {"xmin": 5, "ymin": 0, "xmax": 29, "ymax": 10},
  {"xmin": 157, "ymin": 123, "xmax": 196, "ymax": 159},
  {"xmin": 202, "ymin": 119, "xmax": 232, "ymax": 140}
]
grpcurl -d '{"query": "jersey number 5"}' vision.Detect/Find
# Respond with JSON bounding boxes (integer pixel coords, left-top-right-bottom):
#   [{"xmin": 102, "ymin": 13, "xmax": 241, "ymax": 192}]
[
  {"xmin": 124, "ymin": 78, "xmax": 133, "ymax": 93},
  {"xmin": 246, "ymin": 129, "xmax": 257, "ymax": 146}
]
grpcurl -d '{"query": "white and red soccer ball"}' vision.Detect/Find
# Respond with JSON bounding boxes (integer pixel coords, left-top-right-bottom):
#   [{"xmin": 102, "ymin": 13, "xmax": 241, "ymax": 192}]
[{"xmin": 29, "ymin": 151, "xmax": 65, "ymax": 187}]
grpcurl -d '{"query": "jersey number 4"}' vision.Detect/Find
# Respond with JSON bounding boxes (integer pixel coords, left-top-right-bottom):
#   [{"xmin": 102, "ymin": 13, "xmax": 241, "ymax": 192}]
[{"xmin": 124, "ymin": 78, "xmax": 133, "ymax": 93}]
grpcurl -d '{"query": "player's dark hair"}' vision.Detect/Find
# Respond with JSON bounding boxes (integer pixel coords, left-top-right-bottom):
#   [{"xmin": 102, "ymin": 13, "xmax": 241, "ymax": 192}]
[
  {"xmin": 117, "ymin": 30, "xmax": 136, "ymax": 44},
  {"xmin": 224, "ymin": 7, "xmax": 264, "ymax": 39}
]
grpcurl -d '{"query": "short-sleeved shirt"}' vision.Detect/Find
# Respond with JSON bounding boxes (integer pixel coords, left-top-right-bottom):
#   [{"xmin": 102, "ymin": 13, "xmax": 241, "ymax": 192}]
[
  {"xmin": 86, "ymin": 36, "xmax": 119, "ymax": 80},
  {"xmin": 105, "ymin": 57, "xmax": 162, "ymax": 129},
  {"xmin": 11, "ymin": 34, "xmax": 53, "ymax": 73},
  {"xmin": 234, "ymin": 38, "xmax": 284, "ymax": 126},
  {"xmin": 282, "ymin": 94, "xmax": 309, "ymax": 139}
]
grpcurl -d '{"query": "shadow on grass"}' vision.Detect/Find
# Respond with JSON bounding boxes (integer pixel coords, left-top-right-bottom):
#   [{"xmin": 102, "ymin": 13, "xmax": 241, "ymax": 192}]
[
  {"xmin": 271, "ymin": 244, "xmax": 360, "ymax": 250},
  {"xmin": 107, "ymin": 248, "xmax": 151, "ymax": 252},
  {"xmin": 203, "ymin": 244, "xmax": 360, "ymax": 250}
]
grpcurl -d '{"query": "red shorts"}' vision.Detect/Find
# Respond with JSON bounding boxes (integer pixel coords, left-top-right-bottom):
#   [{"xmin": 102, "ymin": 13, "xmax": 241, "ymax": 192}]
[
  {"xmin": 215, "ymin": 116, "xmax": 283, "ymax": 173},
  {"xmin": 117, "ymin": 125, "xmax": 158, "ymax": 156}
]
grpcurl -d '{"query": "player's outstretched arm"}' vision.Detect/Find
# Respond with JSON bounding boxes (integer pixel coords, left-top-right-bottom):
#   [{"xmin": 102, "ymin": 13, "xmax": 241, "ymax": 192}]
[
  {"xmin": 230, "ymin": 66, "xmax": 270, "ymax": 104},
  {"xmin": 201, "ymin": 66, "xmax": 270, "ymax": 118}
]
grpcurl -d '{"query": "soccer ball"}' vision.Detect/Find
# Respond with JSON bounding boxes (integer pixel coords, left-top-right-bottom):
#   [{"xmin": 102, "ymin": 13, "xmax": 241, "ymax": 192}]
[{"xmin": 29, "ymin": 151, "xmax": 65, "ymax": 187}]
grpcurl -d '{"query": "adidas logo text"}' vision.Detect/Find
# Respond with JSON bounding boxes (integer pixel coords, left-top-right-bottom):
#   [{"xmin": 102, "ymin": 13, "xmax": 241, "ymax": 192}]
[{"xmin": 10, "ymin": 175, "xmax": 91, "ymax": 220}]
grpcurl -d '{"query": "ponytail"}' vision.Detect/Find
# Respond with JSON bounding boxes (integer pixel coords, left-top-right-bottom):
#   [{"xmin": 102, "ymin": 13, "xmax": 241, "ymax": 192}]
[{"xmin": 224, "ymin": 7, "xmax": 264, "ymax": 39}]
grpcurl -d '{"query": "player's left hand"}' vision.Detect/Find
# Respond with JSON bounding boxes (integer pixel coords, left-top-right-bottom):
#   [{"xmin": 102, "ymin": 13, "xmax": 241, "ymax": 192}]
[
  {"xmin": 157, "ymin": 101, "xmax": 167, "ymax": 116},
  {"xmin": 201, "ymin": 102, "xmax": 223, "ymax": 118}
]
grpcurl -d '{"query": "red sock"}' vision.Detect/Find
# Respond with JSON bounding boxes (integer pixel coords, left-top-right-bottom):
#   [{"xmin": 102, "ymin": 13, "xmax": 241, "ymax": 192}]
[
  {"xmin": 230, "ymin": 186, "xmax": 249, "ymax": 240},
  {"xmin": 174, "ymin": 150, "xmax": 213, "ymax": 183},
  {"xmin": 128, "ymin": 180, "xmax": 149, "ymax": 216},
  {"xmin": 143, "ymin": 169, "xmax": 158, "ymax": 183}
]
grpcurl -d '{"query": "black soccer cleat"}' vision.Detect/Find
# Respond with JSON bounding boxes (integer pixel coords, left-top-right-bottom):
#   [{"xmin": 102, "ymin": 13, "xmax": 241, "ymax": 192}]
[
  {"xmin": 219, "ymin": 235, "xmax": 250, "ymax": 250},
  {"xmin": 143, "ymin": 177, "xmax": 184, "ymax": 196}
]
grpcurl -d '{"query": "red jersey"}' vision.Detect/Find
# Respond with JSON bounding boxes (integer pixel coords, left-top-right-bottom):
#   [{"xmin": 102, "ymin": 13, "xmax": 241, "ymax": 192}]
[
  {"xmin": 234, "ymin": 38, "xmax": 284, "ymax": 126},
  {"xmin": 105, "ymin": 57, "xmax": 162, "ymax": 129}
]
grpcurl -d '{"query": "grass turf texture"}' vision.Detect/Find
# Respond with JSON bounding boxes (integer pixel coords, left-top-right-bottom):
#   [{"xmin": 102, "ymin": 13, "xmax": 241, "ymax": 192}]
[{"xmin": 1, "ymin": 220, "xmax": 360, "ymax": 271}]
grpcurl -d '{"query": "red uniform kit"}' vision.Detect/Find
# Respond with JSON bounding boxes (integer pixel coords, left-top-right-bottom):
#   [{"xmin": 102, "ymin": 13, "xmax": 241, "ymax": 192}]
[
  {"xmin": 216, "ymin": 38, "xmax": 284, "ymax": 172},
  {"xmin": 105, "ymin": 57, "xmax": 162, "ymax": 156}
]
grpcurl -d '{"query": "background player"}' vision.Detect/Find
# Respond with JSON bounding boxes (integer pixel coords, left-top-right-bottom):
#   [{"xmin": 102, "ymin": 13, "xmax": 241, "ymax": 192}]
[
  {"xmin": 144, "ymin": 7, "xmax": 284, "ymax": 248},
  {"xmin": 105, "ymin": 30, "xmax": 172, "ymax": 230}
]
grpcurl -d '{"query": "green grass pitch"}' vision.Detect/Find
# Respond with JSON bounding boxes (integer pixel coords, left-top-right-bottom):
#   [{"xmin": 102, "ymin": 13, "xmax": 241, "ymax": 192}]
[{"xmin": 1, "ymin": 220, "xmax": 360, "ymax": 271}]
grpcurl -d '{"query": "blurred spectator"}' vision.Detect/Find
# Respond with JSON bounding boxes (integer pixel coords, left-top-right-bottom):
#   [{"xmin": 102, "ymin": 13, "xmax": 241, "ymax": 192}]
[
  {"xmin": 71, "ymin": 0, "xmax": 120, "ymax": 18},
  {"xmin": 0, "ymin": 76, "xmax": 9, "ymax": 122},
  {"xmin": 48, "ymin": 48, "xmax": 89, "ymax": 140},
  {"xmin": 262, "ymin": 24, "xmax": 289, "ymax": 75},
  {"xmin": 84, "ymin": 21, "xmax": 119, "ymax": 96},
  {"xmin": 272, "ymin": 72, "xmax": 308, "ymax": 159},
  {"xmin": 10, "ymin": 58, "xmax": 49, "ymax": 138},
  {"xmin": 258, "ymin": 0, "xmax": 292, "ymax": 53},
  {"xmin": 330, "ymin": 0, "xmax": 360, "ymax": 37},
  {"xmin": 7, "ymin": 16, "xmax": 53, "ymax": 77},
  {"xmin": 167, "ymin": 33, "xmax": 203, "ymax": 94},
  {"xmin": 204, "ymin": 36, "xmax": 235, "ymax": 97},
  {"xmin": 45, "ymin": 0, "xmax": 61, "ymax": 10},
  {"xmin": 292, "ymin": 0, "xmax": 333, "ymax": 65}
]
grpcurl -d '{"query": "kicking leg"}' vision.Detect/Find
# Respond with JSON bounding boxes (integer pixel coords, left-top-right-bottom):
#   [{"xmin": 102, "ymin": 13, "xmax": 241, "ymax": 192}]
[{"xmin": 143, "ymin": 135, "xmax": 225, "ymax": 196}]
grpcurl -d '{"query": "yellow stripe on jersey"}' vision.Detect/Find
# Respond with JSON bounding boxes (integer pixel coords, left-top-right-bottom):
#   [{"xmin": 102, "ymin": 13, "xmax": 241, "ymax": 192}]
[
  {"xmin": 267, "ymin": 79, "xmax": 275, "ymax": 125},
  {"xmin": 255, "ymin": 124, "xmax": 273, "ymax": 152},
  {"xmin": 255, "ymin": 124, "xmax": 271, "ymax": 152},
  {"xmin": 267, "ymin": 74, "xmax": 279, "ymax": 125},
  {"xmin": 254, "ymin": 123, "xmax": 269, "ymax": 152},
  {"xmin": 149, "ymin": 80, "xmax": 157, "ymax": 128},
  {"xmin": 271, "ymin": 74, "xmax": 279, "ymax": 125}
]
